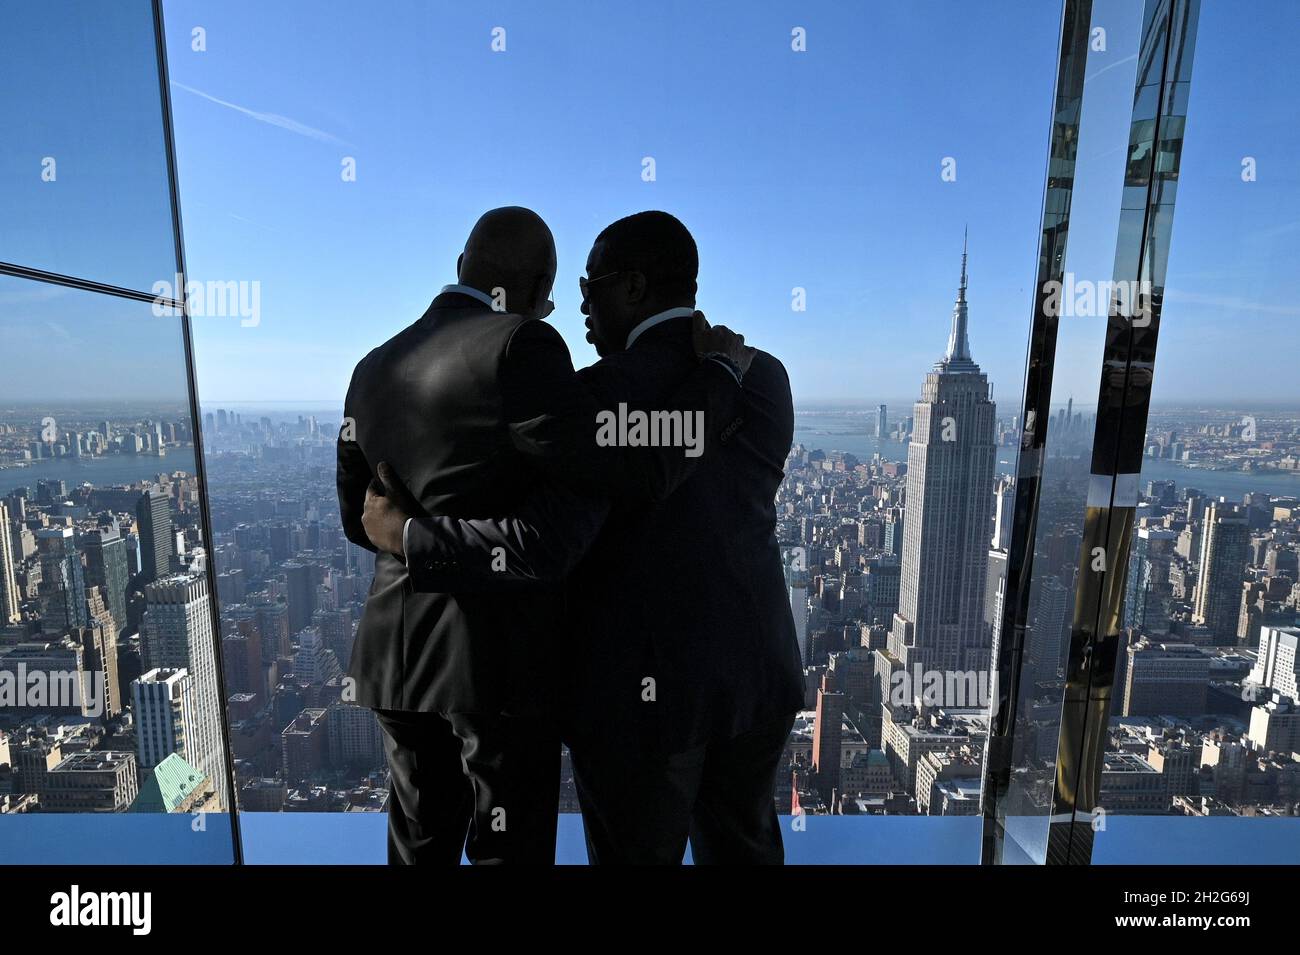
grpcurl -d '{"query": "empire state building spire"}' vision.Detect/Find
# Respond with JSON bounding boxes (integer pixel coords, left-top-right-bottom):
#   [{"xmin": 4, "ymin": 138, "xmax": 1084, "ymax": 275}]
[
  {"xmin": 891, "ymin": 226, "xmax": 996, "ymax": 678},
  {"xmin": 940, "ymin": 227, "xmax": 979, "ymax": 373}
]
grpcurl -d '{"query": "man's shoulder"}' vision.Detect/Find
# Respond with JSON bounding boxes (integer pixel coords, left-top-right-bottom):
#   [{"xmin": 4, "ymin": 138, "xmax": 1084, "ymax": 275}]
[
  {"xmin": 368, "ymin": 305, "xmax": 534, "ymax": 363},
  {"xmin": 745, "ymin": 349, "xmax": 792, "ymax": 395},
  {"xmin": 424, "ymin": 299, "xmax": 533, "ymax": 338},
  {"xmin": 583, "ymin": 336, "xmax": 694, "ymax": 384},
  {"xmin": 502, "ymin": 314, "xmax": 566, "ymax": 350}
]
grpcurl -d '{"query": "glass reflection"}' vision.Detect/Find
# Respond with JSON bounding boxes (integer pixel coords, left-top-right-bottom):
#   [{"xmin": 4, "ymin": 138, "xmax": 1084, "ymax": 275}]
[
  {"xmin": 1107, "ymin": 0, "xmax": 1300, "ymax": 842},
  {"xmin": 0, "ymin": 0, "xmax": 177, "ymax": 293},
  {"xmin": 0, "ymin": 275, "xmax": 236, "ymax": 864},
  {"xmin": 994, "ymin": 0, "xmax": 1147, "ymax": 864}
]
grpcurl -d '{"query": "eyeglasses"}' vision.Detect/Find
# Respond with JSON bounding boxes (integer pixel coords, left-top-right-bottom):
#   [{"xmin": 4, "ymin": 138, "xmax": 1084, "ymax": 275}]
[{"xmin": 579, "ymin": 270, "xmax": 622, "ymax": 298}]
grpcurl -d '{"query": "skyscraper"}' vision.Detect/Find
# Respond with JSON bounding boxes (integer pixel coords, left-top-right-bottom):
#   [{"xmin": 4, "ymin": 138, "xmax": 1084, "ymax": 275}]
[
  {"xmin": 36, "ymin": 526, "xmax": 88, "ymax": 635},
  {"xmin": 0, "ymin": 502, "xmax": 19, "ymax": 624},
  {"xmin": 132, "ymin": 668, "xmax": 197, "ymax": 773},
  {"xmin": 991, "ymin": 474, "xmax": 1015, "ymax": 550},
  {"xmin": 876, "ymin": 404, "xmax": 888, "ymax": 439},
  {"xmin": 284, "ymin": 561, "xmax": 315, "ymax": 634},
  {"xmin": 1193, "ymin": 500, "xmax": 1250, "ymax": 643},
  {"xmin": 75, "ymin": 623, "xmax": 122, "ymax": 718},
  {"xmin": 788, "ymin": 570, "xmax": 808, "ymax": 664},
  {"xmin": 83, "ymin": 520, "xmax": 130, "ymax": 637},
  {"xmin": 984, "ymin": 547, "xmax": 1008, "ymax": 654},
  {"xmin": 313, "ymin": 606, "xmax": 354, "ymax": 671},
  {"xmin": 136, "ymin": 487, "xmax": 174, "ymax": 583},
  {"xmin": 250, "ymin": 594, "xmax": 291, "ymax": 658},
  {"xmin": 140, "ymin": 573, "xmax": 226, "ymax": 808},
  {"xmin": 291, "ymin": 626, "xmax": 342, "ymax": 685},
  {"xmin": 1028, "ymin": 574, "xmax": 1069, "ymax": 686},
  {"xmin": 1248, "ymin": 625, "xmax": 1299, "ymax": 701},
  {"xmin": 812, "ymin": 682, "xmax": 845, "ymax": 803},
  {"xmin": 889, "ymin": 234, "xmax": 997, "ymax": 676},
  {"xmin": 1125, "ymin": 526, "xmax": 1177, "ymax": 634}
]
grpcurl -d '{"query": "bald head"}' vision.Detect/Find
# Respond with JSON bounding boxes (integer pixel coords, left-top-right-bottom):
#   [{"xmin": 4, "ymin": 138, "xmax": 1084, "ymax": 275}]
[{"xmin": 457, "ymin": 207, "xmax": 557, "ymax": 319}]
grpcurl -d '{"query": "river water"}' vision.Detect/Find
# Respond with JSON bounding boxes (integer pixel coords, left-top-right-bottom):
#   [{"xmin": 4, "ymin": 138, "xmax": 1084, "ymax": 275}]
[
  {"xmin": 0, "ymin": 451, "xmax": 199, "ymax": 496},
  {"xmin": 793, "ymin": 413, "xmax": 1300, "ymax": 501},
  {"xmin": 6, "ymin": 417, "xmax": 1294, "ymax": 505}
]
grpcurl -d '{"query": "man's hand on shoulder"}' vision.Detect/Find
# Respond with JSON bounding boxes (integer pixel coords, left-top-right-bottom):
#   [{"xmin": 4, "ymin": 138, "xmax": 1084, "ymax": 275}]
[
  {"xmin": 692, "ymin": 310, "xmax": 756, "ymax": 379},
  {"xmin": 362, "ymin": 462, "xmax": 423, "ymax": 558}
]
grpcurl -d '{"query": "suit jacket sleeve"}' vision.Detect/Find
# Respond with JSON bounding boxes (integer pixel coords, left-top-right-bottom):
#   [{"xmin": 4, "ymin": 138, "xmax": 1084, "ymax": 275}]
[
  {"xmin": 405, "ymin": 479, "xmax": 610, "ymax": 592},
  {"xmin": 336, "ymin": 370, "xmax": 376, "ymax": 552},
  {"xmin": 500, "ymin": 319, "xmax": 743, "ymax": 503}
]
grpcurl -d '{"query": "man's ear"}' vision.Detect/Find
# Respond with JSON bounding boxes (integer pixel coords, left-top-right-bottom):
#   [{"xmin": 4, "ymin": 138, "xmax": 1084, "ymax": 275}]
[
  {"xmin": 530, "ymin": 274, "xmax": 553, "ymax": 318},
  {"xmin": 626, "ymin": 271, "xmax": 647, "ymax": 303}
]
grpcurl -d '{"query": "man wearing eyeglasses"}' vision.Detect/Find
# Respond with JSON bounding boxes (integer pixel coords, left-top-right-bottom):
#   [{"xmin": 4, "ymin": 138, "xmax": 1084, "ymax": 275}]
[
  {"xmin": 363, "ymin": 211, "xmax": 805, "ymax": 864},
  {"xmin": 337, "ymin": 206, "xmax": 748, "ymax": 865}
]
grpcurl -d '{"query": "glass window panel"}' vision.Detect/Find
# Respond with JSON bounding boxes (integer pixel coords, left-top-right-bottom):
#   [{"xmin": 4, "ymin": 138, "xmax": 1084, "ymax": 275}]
[
  {"xmin": 993, "ymin": 0, "xmax": 1148, "ymax": 864},
  {"xmin": 0, "ymin": 275, "xmax": 236, "ymax": 864},
  {"xmin": 0, "ymin": 0, "xmax": 178, "ymax": 293},
  {"xmin": 169, "ymin": 0, "xmax": 1065, "ymax": 863},
  {"xmin": 1098, "ymin": 0, "xmax": 1300, "ymax": 861}
]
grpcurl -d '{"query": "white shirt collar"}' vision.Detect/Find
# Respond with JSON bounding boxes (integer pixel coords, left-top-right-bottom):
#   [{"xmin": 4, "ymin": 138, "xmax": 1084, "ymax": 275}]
[
  {"xmin": 441, "ymin": 284, "xmax": 498, "ymax": 310},
  {"xmin": 625, "ymin": 306, "xmax": 696, "ymax": 349}
]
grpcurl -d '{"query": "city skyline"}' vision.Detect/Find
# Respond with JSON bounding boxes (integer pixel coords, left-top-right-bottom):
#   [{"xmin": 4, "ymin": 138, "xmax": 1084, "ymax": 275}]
[{"xmin": 5, "ymin": 294, "xmax": 1299, "ymax": 824}]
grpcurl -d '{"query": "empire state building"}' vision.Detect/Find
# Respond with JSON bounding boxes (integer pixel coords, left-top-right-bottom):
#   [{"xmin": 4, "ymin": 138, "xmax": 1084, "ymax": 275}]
[{"xmin": 889, "ymin": 234, "xmax": 997, "ymax": 677}]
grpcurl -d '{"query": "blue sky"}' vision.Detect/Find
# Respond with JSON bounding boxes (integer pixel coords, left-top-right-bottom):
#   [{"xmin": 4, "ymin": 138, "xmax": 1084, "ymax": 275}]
[
  {"xmin": 3, "ymin": 0, "xmax": 1296, "ymax": 409},
  {"xmin": 164, "ymin": 0, "xmax": 1061, "ymax": 407}
]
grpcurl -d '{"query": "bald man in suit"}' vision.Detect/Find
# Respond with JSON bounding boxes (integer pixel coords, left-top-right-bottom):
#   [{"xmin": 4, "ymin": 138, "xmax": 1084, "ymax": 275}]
[{"xmin": 338, "ymin": 207, "xmax": 748, "ymax": 864}]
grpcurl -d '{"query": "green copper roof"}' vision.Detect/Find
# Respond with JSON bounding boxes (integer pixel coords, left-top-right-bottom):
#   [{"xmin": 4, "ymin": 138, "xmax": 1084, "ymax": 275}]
[{"xmin": 129, "ymin": 753, "xmax": 206, "ymax": 813}]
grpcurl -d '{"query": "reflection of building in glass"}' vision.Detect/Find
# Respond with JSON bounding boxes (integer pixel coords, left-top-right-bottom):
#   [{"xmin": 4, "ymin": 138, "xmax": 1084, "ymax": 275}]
[
  {"xmin": 41, "ymin": 751, "xmax": 138, "ymax": 812},
  {"xmin": 83, "ymin": 520, "xmax": 130, "ymax": 637},
  {"xmin": 129, "ymin": 752, "xmax": 211, "ymax": 813},
  {"xmin": 75, "ymin": 623, "xmax": 121, "ymax": 718},
  {"xmin": 0, "ymin": 639, "xmax": 98, "ymax": 716},
  {"xmin": 132, "ymin": 667, "xmax": 197, "ymax": 773},
  {"xmin": 1028, "ymin": 574, "xmax": 1069, "ymax": 687},
  {"xmin": 140, "ymin": 573, "xmax": 226, "ymax": 809},
  {"xmin": 36, "ymin": 526, "xmax": 87, "ymax": 634},
  {"xmin": 135, "ymin": 487, "xmax": 174, "ymax": 583}
]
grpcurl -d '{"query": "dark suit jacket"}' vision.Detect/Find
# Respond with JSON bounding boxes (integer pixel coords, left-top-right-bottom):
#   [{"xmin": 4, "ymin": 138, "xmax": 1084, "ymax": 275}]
[
  {"xmin": 404, "ymin": 315, "xmax": 805, "ymax": 753},
  {"xmin": 336, "ymin": 292, "xmax": 739, "ymax": 716}
]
